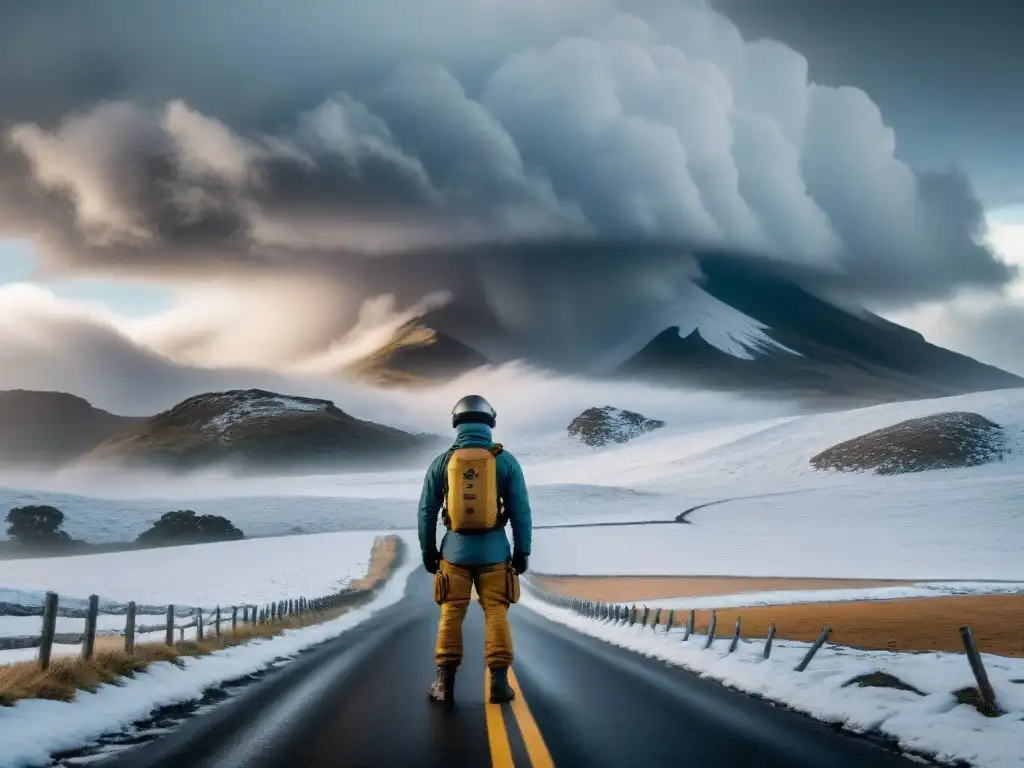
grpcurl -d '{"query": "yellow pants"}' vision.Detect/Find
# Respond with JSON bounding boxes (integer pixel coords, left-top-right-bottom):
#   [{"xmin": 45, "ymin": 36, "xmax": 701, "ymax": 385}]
[{"xmin": 433, "ymin": 559, "xmax": 520, "ymax": 669}]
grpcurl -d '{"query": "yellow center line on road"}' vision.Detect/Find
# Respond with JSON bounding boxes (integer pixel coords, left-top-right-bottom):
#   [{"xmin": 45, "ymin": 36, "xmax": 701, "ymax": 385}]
[
  {"xmin": 507, "ymin": 667, "xmax": 555, "ymax": 767},
  {"xmin": 484, "ymin": 671, "xmax": 516, "ymax": 767}
]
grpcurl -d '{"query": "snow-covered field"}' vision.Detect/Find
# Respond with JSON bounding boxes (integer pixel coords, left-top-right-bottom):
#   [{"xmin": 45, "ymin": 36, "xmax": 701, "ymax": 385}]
[
  {"xmin": 524, "ymin": 589, "xmax": 1024, "ymax": 768},
  {"xmin": 0, "ymin": 536, "xmax": 419, "ymax": 768},
  {"xmin": 0, "ymin": 530, "xmax": 383, "ymax": 667},
  {"xmin": 2, "ymin": 387, "xmax": 1021, "ymax": 580},
  {"xmin": 523, "ymin": 387, "xmax": 1024, "ymax": 580}
]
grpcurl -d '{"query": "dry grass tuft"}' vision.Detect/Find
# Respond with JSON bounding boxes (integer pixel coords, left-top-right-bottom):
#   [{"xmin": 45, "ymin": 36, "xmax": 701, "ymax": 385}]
[
  {"xmin": 0, "ymin": 534, "xmax": 402, "ymax": 706},
  {"xmin": 0, "ymin": 645, "xmax": 182, "ymax": 706}
]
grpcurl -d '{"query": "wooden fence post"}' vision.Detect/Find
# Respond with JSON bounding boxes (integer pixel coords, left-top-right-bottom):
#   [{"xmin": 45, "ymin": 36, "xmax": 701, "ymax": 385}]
[
  {"xmin": 763, "ymin": 623, "xmax": 776, "ymax": 660},
  {"xmin": 652, "ymin": 608, "xmax": 662, "ymax": 630},
  {"xmin": 82, "ymin": 594, "xmax": 99, "ymax": 660},
  {"xmin": 959, "ymin": 626, "xmax": 1001, "ymax": 714},
  {"xmin": 196, "ymin": 607, "xmax": 204, "ymax": 641},
  {"xmin": 728, "ymin": 616, "xmax": 742, "ymax": 653},
  {"xmin": 165, "ymin": 604, "xmax": 174, "ymax": 646},
  {"xmin": 684, "ymin": 609, "xmax": 695, "ymax": 641},
  {"xmin": 795, "ymin": 626, "xmax": 832, "ymax": 672},
  {"xmin": 215, "ymin": 606, "xmax": 222, "ymax": 638},
  {"xmin": 125, "ymin": 601, "xmax": 137, "ymax": 655},
  {"xmin": 38, "ymin": 591, "xmax": 59, "ymax": 670},
  {"xmin": 232, "ymin": 606, "xmax": 238, "ymax": 633},
  {"xmin": 641, "ymin": 605, "xmax": 650, "ymax": 627},
  {"xmin": 703, "ymin": 610, "xmax": 717, "ymax": 650},
  {"xmin": 666, "ymin": 609, "xmax": 675, "ymax": 633}
]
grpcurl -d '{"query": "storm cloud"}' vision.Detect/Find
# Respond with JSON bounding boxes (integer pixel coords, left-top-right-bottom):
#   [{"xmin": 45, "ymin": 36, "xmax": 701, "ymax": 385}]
[{"xmin": 0, "ymin": 0, "xmax": 1014, "ymax": 369}]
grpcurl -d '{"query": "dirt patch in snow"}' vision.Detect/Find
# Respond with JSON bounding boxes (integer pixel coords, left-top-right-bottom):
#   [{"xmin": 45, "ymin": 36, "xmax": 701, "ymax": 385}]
[
  {"xmin": 533, "ymin": 575, "xmax": 915, "ymax": 602},
  {"xmin": 809, "ymin": 411, "xmax": 1009, "ymax": 475},
  {"xmin": 842, "ymin": 671, "xmax": 925, "ymax": 696}
]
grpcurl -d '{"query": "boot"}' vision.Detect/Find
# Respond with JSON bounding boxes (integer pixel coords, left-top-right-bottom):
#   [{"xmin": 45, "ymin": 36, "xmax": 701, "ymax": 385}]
[
  {"xmin": 489, "ymin": 667, "xmax": 515, "ymax": 703},
  {"xmin": 428, "ymin": 663, "xmax": 456, "ymax": 705}
]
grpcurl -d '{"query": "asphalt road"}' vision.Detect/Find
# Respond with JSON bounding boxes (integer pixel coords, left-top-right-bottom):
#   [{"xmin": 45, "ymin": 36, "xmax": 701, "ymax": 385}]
[{"xmin": 98, "ymin": 569, "xmax": 918, "ymax": 768}]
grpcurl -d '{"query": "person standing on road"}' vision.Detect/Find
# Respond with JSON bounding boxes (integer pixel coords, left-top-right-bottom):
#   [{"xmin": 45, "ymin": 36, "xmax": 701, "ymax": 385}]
[{"xmin": 418, "ymin": 394, "xmax": 532, "ymax": 705}]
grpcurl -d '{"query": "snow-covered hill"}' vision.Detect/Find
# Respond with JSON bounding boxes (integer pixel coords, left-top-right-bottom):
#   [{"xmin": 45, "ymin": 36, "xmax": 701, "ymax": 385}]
[{"xmin": 77, "ymin": 388, "xmax": 443, "ymax": 473}]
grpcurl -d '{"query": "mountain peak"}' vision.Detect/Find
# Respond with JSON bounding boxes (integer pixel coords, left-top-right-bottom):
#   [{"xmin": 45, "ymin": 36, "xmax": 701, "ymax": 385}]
[
  {"xmin": 615, "ymin": 259, "xmax": 1024, "ymax": 404},
  {"xmin": 347, "ymin": 321, "xmax": 488, "ymax": 385}
]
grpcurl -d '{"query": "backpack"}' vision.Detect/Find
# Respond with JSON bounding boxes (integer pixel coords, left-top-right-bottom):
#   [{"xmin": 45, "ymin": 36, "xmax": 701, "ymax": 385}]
[{"xmin": 441, "ymin": 443, "xmax": 506, "ymax": 534}]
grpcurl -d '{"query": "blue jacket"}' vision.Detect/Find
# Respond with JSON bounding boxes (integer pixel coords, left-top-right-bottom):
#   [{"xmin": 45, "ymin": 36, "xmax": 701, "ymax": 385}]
[{"xmin": 418, "ymin": 422, "xmax": 532, "ymax": 566}]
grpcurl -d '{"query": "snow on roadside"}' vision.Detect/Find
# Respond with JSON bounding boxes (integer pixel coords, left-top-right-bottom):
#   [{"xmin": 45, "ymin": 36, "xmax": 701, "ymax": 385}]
[
  {"xmin": 0, "ymin": 533, "xmax": 417, "ymax": 768},
  {"xmin": 630, "ymin": 582, "xmax": 1024, "ymax": 611},
  {"xmin": 521, "ymin": 589, "xmax": 1024, "ymax": 768}
]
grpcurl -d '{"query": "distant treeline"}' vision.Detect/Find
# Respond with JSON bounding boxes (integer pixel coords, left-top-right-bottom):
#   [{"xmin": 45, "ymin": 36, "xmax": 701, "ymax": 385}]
[{"xmin": 1, "ymin": 505, "xmax": 246, "ymax": 559}]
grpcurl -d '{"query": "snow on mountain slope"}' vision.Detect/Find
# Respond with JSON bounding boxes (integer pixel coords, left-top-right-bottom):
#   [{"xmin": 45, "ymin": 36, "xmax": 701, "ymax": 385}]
[
  {"xmin": 589, "ymin": 281, "xmax": 798, "ymax": 372},
  {"xmin": 204, "ymin": 391, "xmax": 328, "ymax": 433},
  {"xmin": 675, "ymin": 282, "xmax": 799, "ymax": 360}
]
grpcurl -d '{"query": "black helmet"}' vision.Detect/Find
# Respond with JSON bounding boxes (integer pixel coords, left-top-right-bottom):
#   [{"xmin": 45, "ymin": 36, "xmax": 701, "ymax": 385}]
[{"xmin": 451, "ymin": 394, "xmax": 497, "ymax": 429}]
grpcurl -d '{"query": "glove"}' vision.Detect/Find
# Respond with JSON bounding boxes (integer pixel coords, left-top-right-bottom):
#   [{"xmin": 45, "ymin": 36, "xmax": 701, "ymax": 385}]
[
  {"xmin": 422, "ymin": 549, "xmax": 440, "ymax": 574},
  {"xmin": 511, "ymin": 551, "xmax": 529, "ymax": 575}
]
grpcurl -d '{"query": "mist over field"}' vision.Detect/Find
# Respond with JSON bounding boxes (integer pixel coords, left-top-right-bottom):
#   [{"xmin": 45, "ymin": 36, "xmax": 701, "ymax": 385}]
[{"xmin": 0, "ymin": 365, "xmax": 805, "ymax": 504}]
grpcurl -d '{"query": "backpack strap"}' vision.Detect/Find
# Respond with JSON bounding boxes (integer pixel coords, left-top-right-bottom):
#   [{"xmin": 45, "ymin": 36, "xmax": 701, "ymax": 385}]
[
  {"xmin": 438, "ymin": 446, "xmax": 457, "ymax": 530},
  {"xmin": 490, "ymin": 444, "xmax": 508, "ymax": 529}
]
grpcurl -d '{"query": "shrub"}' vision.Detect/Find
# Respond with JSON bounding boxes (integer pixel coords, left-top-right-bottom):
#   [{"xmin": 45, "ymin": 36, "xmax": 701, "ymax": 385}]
[
  {"xmin": 136, "ymin": 510, "xmax": 245, "ymax": 546},
  {"xmin": 5, "ymin": 505, "xmax": 72, "ymax": 545}
]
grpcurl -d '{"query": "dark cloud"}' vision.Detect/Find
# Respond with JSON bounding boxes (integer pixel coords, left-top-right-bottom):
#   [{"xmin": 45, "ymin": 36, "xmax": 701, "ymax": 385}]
[
  {"xmin": 714, "ymin": 0, "xmax": 1024, "ymax": 208},
  {"xmin": 0, "ymin": 0, "xmax": 1016, "ymax": 366}
]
